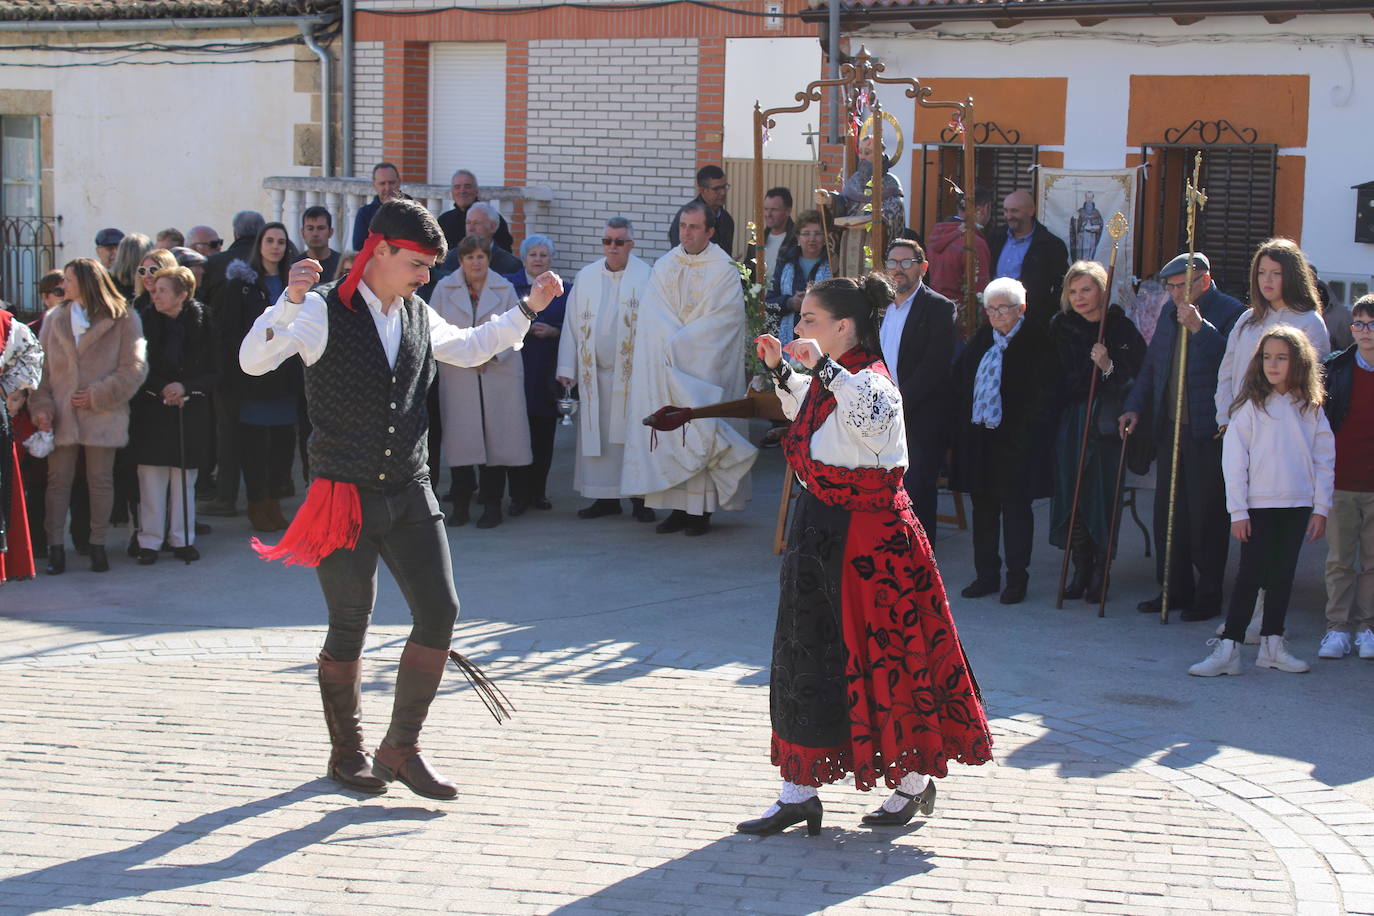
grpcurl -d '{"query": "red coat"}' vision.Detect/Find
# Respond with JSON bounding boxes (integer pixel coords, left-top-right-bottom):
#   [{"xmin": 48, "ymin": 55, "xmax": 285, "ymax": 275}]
[{"xmin": 924, "ymin": 218, "xmax": 990, "ymax": 307}]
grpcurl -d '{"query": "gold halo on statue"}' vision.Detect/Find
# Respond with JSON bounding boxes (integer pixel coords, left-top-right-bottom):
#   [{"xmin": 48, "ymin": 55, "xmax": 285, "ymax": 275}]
[{"xmin": 859, "ymin": 111, "xmax": 904, "ymax": 167}]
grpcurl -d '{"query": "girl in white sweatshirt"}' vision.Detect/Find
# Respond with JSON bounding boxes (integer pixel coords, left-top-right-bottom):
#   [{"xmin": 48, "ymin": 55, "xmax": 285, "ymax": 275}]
[{"xmin": 1191, "ymin": 326, "xmax": 1334, "ymax": 677}]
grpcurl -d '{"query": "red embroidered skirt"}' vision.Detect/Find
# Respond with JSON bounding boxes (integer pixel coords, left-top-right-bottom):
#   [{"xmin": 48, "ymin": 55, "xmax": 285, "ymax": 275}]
[
  {"xmin": 770, "ymin": 471, "xmax": 992, "ymax": 790},
  {"xmin": 0, "ymin": 442, "xmax": 34, "ymax": 583}
]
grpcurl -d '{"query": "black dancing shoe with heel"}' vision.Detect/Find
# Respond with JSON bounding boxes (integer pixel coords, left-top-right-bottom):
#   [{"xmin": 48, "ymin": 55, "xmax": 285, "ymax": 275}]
[
  {"xmin": 735, "ymin": 796, "xmax": 823, "ymax": 837},
  {"xmin": 860, "ymin": 780, "xmax": 936, "ymax": 827}
]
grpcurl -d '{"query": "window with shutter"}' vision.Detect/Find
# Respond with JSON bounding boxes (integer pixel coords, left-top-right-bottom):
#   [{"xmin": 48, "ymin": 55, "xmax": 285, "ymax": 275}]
[{"xmin": 428, "ymin": 43, "xmax": 507, "ymax": 190}]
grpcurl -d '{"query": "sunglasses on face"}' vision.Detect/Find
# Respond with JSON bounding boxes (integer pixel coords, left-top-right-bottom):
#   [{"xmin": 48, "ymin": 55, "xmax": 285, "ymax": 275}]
[
  {"xmin": 885, "ymin": 257, "xmax": 924, "ymax": 270},
  {"xmin": 1353, "ymin": 321, "xmax": 1374, "ymax": 332},
  {"xmin": 203, "ymin": 239, "xmax": 223, "ymax": 250},
  {"xmin": 601, "ymin": 238, "xmax": 630, "ymax": 247},
  {"xmin": 136, "ymin": 266, "xmax": 160, "ymax": 276},
  {"xmin": 984, "ymin": 304, "xmax": 1020, "ymax": 315}
]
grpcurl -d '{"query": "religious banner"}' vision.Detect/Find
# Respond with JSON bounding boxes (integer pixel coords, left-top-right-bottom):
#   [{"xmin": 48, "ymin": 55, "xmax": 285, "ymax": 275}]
[{"xmin": 1037, "ymin": 168, "xmax": 1138, "ymax": 305}]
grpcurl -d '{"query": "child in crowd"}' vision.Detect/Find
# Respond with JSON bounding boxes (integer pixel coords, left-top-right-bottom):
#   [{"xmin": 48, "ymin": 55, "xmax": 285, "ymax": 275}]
[
  {"xmin": 1191, "ymin": 326, "xmax": 1334, "ymax": 676},
  {"xmin": 1318, "ymin": 294, "xmax": 1374, "ymax": 659}
]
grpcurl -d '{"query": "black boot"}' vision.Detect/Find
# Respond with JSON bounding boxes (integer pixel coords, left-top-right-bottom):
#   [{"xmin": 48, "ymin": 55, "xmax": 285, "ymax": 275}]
[
  {"xmin": 89, "ymin": 545, "xmax": 110, "ymax": 573},
  {"xmin": 446, "ymin": 489, "xmax": 473, "ymax": 527},
  {"xmin": 1083, "ymin": 549, "xmax": 1108, "ymax": 604},
  {"xmin": 475, "ymin": 502, "xmax": 503, "ymax": 529},
  {"xmin": 577, "ymin": 498, "xmax": 622, "ymax": 520},
  {"xmin": 1062, "ymin": 525, "xmax": 1093, "ymax": 600},
  {"xmin": 317, "ymin": 652, "xmax": 387, "ymax": 794},
  {"xmin": 630, "ymin": 497, "xmax": 656, "ymax": 523},
  {"xmin": 45, "ymin": 545, "xmax": 66, "ymax": 576},
  {"xmin": 373, "ymin": 642, "xmax": 458, "ymax": 800}
]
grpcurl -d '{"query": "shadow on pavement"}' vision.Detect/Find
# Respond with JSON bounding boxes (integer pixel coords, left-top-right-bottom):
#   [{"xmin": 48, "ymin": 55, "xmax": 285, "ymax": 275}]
[
  {"xmin": 546, "ymin": 825, "xmax": 936, "ymax": 915},
  {"xmin": 0, "ymin": 785, "xmax": 442, "ymax": 914}
]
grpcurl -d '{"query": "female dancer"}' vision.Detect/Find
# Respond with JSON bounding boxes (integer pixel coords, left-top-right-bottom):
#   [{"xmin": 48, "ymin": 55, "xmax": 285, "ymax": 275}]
[{"xmin": 740, "ymin": 275, "xmax": 992, "ymax": 836}]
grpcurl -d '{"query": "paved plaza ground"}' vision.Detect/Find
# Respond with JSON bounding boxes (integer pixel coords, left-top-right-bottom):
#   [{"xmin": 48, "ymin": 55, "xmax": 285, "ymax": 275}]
[{"xmin": 2, "ymin": 431, "xmax": 1374, "ymax": 915}]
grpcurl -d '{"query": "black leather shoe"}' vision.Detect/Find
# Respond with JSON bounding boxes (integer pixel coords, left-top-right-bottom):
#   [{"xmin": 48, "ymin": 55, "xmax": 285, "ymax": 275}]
[
  {"xmin": 1063, "ymin": 564, "xmax": 1089, "ymax": 601},
  {"xmin": 655, "ymin": 510, "xmax": 689, "ymax": 534},
  {"xmin": 861, "ymin": 780, "xmax": 936, "ymax": 827},
  {"xmin": 684, "ymin": 513, "xmax": 711, "ymax": 537},
  {"xmin": 960, "ymin": 579, "xmax": 999, "ymax": 599},
  {"xmin": 136, "ymin": 548, "xmax": 158, "ymax": 566},
  {"xmin": 475, "ymin": 504, "xmax": 503, "ymax": 529},
  {"xmin": 1137, "ymin": 593, "xmax": 1191, "ymax": 615},
  {"xmin": 1000, "ymin": 581, "xmax": 1028, "ymax": 605},
  {"xmin": 736, "ymin": 796, "xmax": 823, "ymax": 837},
  {"xmin": 90, "ymin": 545, "xmax": 110, "ymax": 573},
  {"xmin": 577, "ymin": 499, "xmax": 622, "ymax": 520},
  {"xmin": 508, "ymin": 500, "xmax": 529, "ymax": 517},
  {"xmin": 532, "ymin": 498, "xmax": 553, "ymax": 511},
  {"xmin": 630, "ymin": 498, "xmax": 656, "ymax": 523},
  {"xmin": 173, "ymin": 546, "xmax": 201, "ymax": 562},
  {"xmin": 45, "ymin": 545, "xmax": 66, "ymax": 576},
  {"xmin": 126, "ymin": 533, "xmax": 140, "ymax": 558}
]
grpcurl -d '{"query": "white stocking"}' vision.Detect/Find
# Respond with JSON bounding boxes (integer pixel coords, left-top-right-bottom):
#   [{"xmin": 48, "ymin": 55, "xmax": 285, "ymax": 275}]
[
  {"xmin": 762, "ymin": 780, "xmax": 819, "ymax": 816},
  {"xmin": 881, "ymin": 772, "xmax": 931, "ymax": 812}
]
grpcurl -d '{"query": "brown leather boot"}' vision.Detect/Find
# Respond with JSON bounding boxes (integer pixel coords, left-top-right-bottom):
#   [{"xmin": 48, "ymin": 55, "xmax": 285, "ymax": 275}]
[
  {"xmin": 266, "ymin": 498, "xmax": 291, "ymax": 531},
  {"xmin": 317, "ymin": 652, "xmax": 387, "ymax": 794},
  {"xmin": 247, "ymin": 500, "xmax": 277, "ymax": 533},
  {"xmin": 373, "ymin": 641, "xmax": 459, "ymax": 800}
]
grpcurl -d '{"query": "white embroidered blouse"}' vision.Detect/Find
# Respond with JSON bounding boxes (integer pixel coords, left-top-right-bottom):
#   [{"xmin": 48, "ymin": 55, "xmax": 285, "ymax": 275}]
[{"xmin": 773, "ymin": 362, "xmax": 908, "ymax": 475}]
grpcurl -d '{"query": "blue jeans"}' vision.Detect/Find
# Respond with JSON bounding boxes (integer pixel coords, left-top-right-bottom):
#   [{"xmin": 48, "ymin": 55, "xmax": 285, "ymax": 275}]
[{"xmin": 316, "ymin": 477, "xmax": 460, "ymax": 661}]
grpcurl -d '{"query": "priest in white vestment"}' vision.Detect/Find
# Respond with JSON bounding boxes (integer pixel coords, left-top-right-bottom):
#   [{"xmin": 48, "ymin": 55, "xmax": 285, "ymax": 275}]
[
  {"xmin": 621, "ymin": 201, "xmax": 758, "ymax": 536},
  {"xmin": 556, "ymin": 218, "xmax": 656, "ymax": 522}
]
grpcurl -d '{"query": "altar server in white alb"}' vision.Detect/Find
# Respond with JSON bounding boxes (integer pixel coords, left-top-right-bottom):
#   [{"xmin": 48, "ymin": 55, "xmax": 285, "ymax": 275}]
[
  {"xmin": 621, "ymin": 200, "xmax": 758, "ymax": 537},
  {"xmin": 556, "ymin": 217, "xmax": 655, "ymax": 522}
]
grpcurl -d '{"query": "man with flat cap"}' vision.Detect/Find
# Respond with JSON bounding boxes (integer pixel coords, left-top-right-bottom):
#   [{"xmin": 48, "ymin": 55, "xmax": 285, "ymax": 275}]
[
  {"xmin": 94, "ymin": 228, "xmax": 124, "ymax": 270},
  {"xmin": 1119, "ymin": 252, "xmax": 1244, "ymax": 620}
]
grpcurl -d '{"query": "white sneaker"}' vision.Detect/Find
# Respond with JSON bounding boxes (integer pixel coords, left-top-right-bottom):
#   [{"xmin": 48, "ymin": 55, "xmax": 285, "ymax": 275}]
[
  {"xmin": 1356, "ymin": 629, "xmax": 1374, "ymax": 660},
  {"xmin": 1256, "ymin": 634, "xmax": 1310, "ymax": 673},
  {"xmin": 1189, "ymin": 638, "xmax": 1242, "ymax": 677},
  {"xmin": 1319, "ymin": 631, "xmax": 1354, "ymax": 659},
  {"xmin": 1214, "ymin": 618, "xmax": 1265, "ymax": 645}
]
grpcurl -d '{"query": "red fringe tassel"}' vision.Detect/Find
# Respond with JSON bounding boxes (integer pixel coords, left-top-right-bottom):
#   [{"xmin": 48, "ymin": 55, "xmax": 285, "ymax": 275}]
[{"xmin": 251, "ymin": 478, "xmax": 361, "ymax": 567}]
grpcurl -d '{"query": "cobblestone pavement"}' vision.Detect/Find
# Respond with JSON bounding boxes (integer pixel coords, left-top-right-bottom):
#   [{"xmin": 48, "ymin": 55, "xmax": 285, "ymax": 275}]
[
  {"xmin": 1, "ymin": 628, "xmax": 1373, "ymax": 915},
  {"xmin": 3, "ymin": 440, "xmax": 1374, "ymax": 914}
]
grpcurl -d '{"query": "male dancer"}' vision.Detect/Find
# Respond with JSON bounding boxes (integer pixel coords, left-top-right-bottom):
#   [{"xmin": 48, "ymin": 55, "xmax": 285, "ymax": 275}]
[{"xmin": 241, "ymin": 199, "xmax": 563, "ymax": 799}]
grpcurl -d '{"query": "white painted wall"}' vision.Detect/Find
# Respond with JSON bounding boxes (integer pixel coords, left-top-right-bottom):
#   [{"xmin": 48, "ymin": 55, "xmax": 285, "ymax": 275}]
[
  {"xmin": 0, "ymin": 42, "xmax": 313, "ymax": 264},
  {"xmin": 723, "ymin": 37, "xmax": 823, "ymax": 161},
  {"xmin": 855, "ymin": 14, "xmax": 1374, "ymax": 279}
]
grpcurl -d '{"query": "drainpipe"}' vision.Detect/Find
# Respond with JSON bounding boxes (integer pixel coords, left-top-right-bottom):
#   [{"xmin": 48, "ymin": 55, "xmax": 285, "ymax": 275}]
[
  {"xmin": 828, "ymin": 0, "xmax": 840, "ymax": 143},
  {"xmin": 341, "ymin": 0, "xmax": 355, "ymax": 177},
  {"xmin": 298, "ymin": 23, "xmax": 333, "ymax": 177}
]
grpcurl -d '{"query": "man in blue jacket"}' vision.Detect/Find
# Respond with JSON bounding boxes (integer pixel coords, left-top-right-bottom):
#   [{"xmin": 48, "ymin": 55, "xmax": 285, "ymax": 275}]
[{"xmin": 1120, "ymin": 252, "xmax": 1244, "ymax": 621}]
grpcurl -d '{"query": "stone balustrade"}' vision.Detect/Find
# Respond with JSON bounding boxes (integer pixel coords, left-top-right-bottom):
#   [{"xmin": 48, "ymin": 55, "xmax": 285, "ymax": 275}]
[{"xmin": 261, "ymin": 176, "xmax": 555, "ymax": 252}]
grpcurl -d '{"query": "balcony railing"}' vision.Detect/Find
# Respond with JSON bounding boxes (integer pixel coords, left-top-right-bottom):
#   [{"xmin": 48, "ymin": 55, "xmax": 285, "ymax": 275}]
[
  {"xmin": 261, "ymin": 177, "xmax": 554, "ymax": 253},
  {"xmin": 1, "ymin": 215, "xmax": 63, "ymax": 318}
]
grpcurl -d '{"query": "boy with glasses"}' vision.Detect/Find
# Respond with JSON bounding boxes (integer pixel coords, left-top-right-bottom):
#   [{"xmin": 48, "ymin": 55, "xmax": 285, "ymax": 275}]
[{"xmin": 1318, "ymin": 294, "xmax": 1374, "ymax": 659}]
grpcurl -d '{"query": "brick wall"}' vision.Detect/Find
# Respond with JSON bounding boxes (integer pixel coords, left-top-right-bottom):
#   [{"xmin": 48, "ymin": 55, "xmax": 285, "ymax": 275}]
[
  {"xmin": 354, "ymin": 41, "xmax": 386, "ymax": 171},
  {"xmin": 526, "ymin": 38, "xmax": 702, "ymax": 272},
  {"xmin": 381, "ymin": 42, "xmax": 430, "ymax": 181}
]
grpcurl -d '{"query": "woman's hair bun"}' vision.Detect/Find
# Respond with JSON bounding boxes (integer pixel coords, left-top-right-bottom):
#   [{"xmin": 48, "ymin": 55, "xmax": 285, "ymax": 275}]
[{"xmin": 861, "ymin": 272, "xmax": 895, "ymax": 321}]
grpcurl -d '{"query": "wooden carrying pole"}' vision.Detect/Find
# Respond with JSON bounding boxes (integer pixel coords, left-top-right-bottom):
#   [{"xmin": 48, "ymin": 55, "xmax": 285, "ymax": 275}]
[
  {"xmin": 1161, "ymin": 153, "xmax": 1208, "ymax": 625},
  {"xmin": 1055, "ymin": 212, "xmax": 1130, "ymax": 608},
  {"xmin": 1098, "ymin": 426, "xmax": 1133, "ymax": 617},
  {"xmin": 959, "ymin": 101, "xmax": 979, "ymax": 337}
]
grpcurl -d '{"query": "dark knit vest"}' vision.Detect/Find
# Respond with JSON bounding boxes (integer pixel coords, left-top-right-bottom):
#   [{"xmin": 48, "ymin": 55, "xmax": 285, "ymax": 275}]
[{"xmin": 304, "ymin": 287, "xmax": 434, "ymax": 489}]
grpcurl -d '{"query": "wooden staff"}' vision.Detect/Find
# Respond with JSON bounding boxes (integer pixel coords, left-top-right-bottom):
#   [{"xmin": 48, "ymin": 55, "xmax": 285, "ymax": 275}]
[
  {"xmin": 1161, "ymin": 153, "xmax": 1209, "ymax": 625},
  {"xmin": 1098, "ymin": 425, "xmax": 1133, "ymax": 618},
  {"xmin": 1055, "ymin": 211, "xmax": 1130, "ymax": 608}
]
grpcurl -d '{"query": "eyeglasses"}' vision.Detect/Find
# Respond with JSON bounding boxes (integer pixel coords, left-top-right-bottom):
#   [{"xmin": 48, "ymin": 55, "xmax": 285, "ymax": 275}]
[
  {"xmin": 601, "ymin": 238, "xmax": 630, "ymax": 247},
  {"xmin": 136, "ymin": 266, "xmax": 160, "ymax": 276},
  {"xmin": 1353, "ymin": 321, "xmax": 1374, "ymax": 332},
  {"xmin": 984, "ymin": 304, "xmax": 1021, "ymax": 315},
  {"xmin": 199, "ymin": 239, "xmax": 223, "ymax": 250},
  {"xmin": 885, "ymin": 257, "xmax": 924, "ymax": 270}
]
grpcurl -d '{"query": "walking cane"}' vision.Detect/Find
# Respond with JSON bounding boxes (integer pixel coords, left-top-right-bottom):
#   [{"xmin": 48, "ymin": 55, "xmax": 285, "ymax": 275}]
[
  {"xmin": 1055, "ymin": 212, "xmax": 1130, "ymax": 608},
  {"xmin": 1098, "ymin": 425, "xmax": 1133, "ymax": 618},
  {"xmin": 1161, "ymin": 153, "xmax": 1209, "ymax": 625}
]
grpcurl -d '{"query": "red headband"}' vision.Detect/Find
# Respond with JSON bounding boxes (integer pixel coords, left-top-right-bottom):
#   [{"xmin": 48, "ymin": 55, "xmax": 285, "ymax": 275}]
[{"xmin": 338, "ymin": 232, "xmax": 440, "ymax": 309}]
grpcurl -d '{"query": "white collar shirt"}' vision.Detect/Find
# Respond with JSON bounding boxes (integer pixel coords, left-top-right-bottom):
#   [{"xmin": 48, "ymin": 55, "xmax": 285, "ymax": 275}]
[
  {"xmin": 879, "ymin": 285, "xmax": 920, "ymax": 377},
  {"xmin": 357, "ymin": 280, "xmax": 404, "ymax": 370},
  {"xmin": 69, "ymin": 302, "xmax": 90, "ymax": 345}
]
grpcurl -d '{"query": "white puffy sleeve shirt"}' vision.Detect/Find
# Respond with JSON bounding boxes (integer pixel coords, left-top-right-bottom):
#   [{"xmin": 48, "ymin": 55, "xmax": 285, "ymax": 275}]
[{"xmin": 773, "ymin": 363, "xmax": 908, "ymax": 474}]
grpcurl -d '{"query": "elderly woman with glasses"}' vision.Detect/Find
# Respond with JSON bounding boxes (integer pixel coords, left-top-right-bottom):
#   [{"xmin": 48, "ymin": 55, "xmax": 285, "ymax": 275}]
[
  {"xmin": 504, "ymin": 234, "xmax": 571, "ymax": 514},
  {"xmin": 949, "ymin": 278, "xmax": 1059, "ymax": 604}
]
